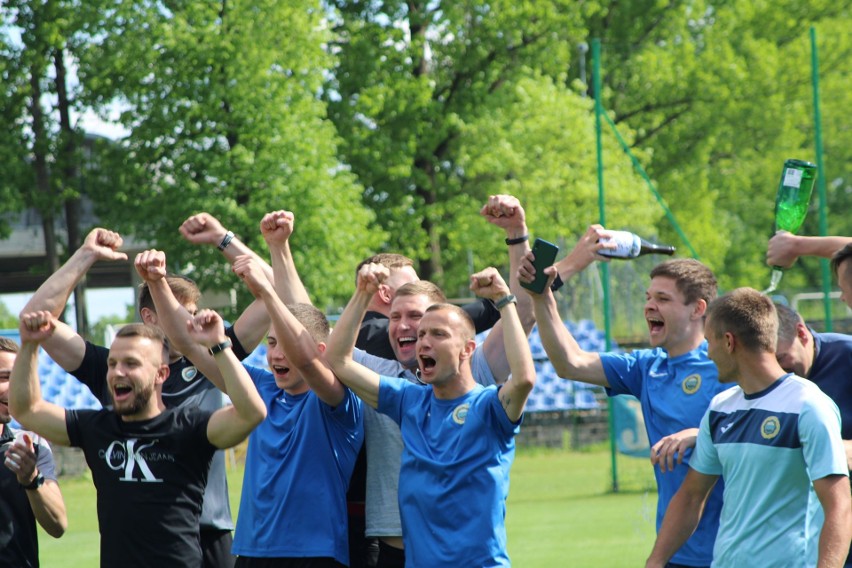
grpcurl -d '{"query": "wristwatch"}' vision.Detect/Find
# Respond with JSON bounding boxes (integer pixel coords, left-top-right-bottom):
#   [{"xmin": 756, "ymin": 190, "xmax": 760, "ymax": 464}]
[
  {"xmin": 208, "ymin": 338, "xmax": 233, "ymax": 356},
  {"xmin": 21, "ymin": 472, "xmax": 45, "ymax": 491}
]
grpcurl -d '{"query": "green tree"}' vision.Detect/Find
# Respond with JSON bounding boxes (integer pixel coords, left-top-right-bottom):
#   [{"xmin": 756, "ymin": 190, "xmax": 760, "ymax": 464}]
[{"xmin": 75, "ymin": 0, "xmax": 381, "ymax": 312}]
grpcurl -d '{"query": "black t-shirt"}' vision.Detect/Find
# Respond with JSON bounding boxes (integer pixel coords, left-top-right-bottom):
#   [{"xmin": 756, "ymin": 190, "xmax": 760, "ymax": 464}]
[
  {"xmin": 66, "ymin": 407, "xmax": 216, "ymax": 568},
  {"xmin": 70, "ymin": 326, "xmax": 248, "ymax": 531},
  {"xmin": 0, "ymin": 427, "xmax": 39, "ymax": 568}
]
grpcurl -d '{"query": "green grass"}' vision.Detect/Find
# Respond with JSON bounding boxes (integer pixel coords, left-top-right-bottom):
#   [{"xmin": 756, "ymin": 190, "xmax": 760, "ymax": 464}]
[{"xmin": 38, "ymin": 447, "xmax": 658, "ymax": 567}]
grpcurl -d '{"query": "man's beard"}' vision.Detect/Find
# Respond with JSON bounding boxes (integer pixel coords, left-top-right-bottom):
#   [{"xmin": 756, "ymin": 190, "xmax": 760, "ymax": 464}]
[{"xmin": 113, "ymin": 382, "xmax": 155, "ymax": 416}]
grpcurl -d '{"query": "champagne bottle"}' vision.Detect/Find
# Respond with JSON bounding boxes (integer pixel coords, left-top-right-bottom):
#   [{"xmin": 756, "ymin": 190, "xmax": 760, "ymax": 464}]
[
  {"xmin": 597, "ymin": 231, "xmax": 676, "ymax": 259},
  {"xmin": 764, "ymin": 159, "xmax": 817, "ymax": 294}
]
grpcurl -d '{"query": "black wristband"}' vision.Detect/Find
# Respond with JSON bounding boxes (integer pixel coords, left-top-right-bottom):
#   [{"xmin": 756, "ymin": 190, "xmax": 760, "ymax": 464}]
[
  {"xmin": 494, "ymin": 294, "xmax": 517, "ymax": 310},
  {"xmin": 217, "ymin": 231, "xmax": 235, "ymax": 251},
  {"xmin": 505, "ymin": 235, "xmax": 529, "ymax": 246},
  {"xmin": 208, "ymin": 338, "xmax": 233, "ymax": 356},
  {"xmin": 550, "ymin": 273, "xmax": 564, "ymax": 292},
  {"xmin": 21, "ymin": 472, "xmax": 44, "ymax": 490}
]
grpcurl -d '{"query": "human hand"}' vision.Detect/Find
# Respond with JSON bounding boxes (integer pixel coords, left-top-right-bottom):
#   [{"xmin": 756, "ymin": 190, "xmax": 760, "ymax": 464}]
[
  {"xmin": 82, "ymin": 228, "xmax": 127, "ymax": 262},
  {"xmin": 480, "ymin": 195, "xmax": 527, "ymax": 234},
  {"xmin": 4, "ymin": 432, "xmax": 39, "ymax": 486},
  {"xmin": 179, "ymin": 213, "xmax": 228, "ymax": 246},
  {"xmin": 18, "ymin": 312, "xmax": 56, "ymax": 344},
  {"xmin": 766, "ymin": 230, "xmax": 799, "ymax": 269},
  {"xmin": 650, "ymin": 428, "xmax": 698, "ymax": 473},
  {"xmin": 134, "ymin": 249, "xmax": 167, "ymax": 282},
  {"xmin": 186, "ymin": 309, "xmax": 227, "ymax": 349},
  {"xmin": 260, "ymin": 210, "xmax": 295, "ymax": 248},
  {"xmin": 233, "ymin": 255, "xmax": 272, "ymax": 298},
  {"xmin": 469, "ymin": 267, "xmax": 510, "ymax": 301},
  {"xmin": 356, "ymin": 263, "xmax": 388, "ymax": 296}
]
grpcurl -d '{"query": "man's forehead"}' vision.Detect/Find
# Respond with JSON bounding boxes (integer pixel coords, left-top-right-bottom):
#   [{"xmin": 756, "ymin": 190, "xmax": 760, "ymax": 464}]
[
  {"xmin": 647, "ymin": 276, "xmax": 683, "ymax": 297},
  {"xmin": 391, "ymin": 293, "xmax": 431, "ymax": 312},
  {"xmin": 110, "ymin": 335, "xmax": 160, "ymax": 355}
]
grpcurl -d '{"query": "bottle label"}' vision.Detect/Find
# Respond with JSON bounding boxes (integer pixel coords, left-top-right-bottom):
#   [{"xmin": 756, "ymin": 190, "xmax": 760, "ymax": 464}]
[
  {"xmin": 598, "ymin": 231, "xmax": 640, "ymax": 258},
  {"xmin": 783, "ymin": 167, "xmax": 803, "ymax": 189}
]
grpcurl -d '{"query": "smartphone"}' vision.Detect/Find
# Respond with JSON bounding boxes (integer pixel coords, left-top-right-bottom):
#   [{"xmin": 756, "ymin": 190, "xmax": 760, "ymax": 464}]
[{"xmin": 520, "ymin": 238, "xmax": 559, "ymax": 294}]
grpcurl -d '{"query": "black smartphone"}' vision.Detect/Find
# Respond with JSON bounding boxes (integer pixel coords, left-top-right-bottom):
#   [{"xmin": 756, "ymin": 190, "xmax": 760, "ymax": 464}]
[{"xmin": 520, "ymin": 238, "xmax": 559, "ymax": 294}]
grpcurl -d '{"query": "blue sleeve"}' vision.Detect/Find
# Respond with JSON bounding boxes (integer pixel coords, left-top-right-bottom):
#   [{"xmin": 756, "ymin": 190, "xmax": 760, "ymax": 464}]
[
  {"xmin": 486, "ymin": 386, "xmax": 522, "ymax": 436},
  {"xmin": 687, "ymin": 409, "xmax": 721, "ymax": 476},
  {"xmin": 377, "ymin": 376, "xmax": 411, "ymax": 425},
  {"xmin": 321, "ymin": 388, "xmax": 363, "ymax": 431},
  {"xmin": 799, "ymin": 394, "xmax": 848, "ymax": 481},
  {"xmin": 600, "ymin": 351, "xmax": 646, "ymax": 398}
]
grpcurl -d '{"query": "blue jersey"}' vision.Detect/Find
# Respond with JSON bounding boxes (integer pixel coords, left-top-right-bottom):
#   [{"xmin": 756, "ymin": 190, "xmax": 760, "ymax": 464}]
[
  {"xmin": 232, "ymin": 366, "xmax": 363, "ymax": 564},
  {"xmin": 378, "ymin": 378, "xmax": 519, "ymax": 567},
  {"xmin": 691, "ymin": 374, "xmax": 847, "ymax": 568},
  {"xmin": 808, "ymin": 330, "xmax": 852, "ymax": 440},
  {"xmin": 602, "ymin": 342, "xmax": 731, "ymax": 566}
]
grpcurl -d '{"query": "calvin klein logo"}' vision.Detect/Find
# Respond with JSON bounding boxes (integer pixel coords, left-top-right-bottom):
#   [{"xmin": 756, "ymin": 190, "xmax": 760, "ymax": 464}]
[{"xmin": 100, "ymin": 439, "xmax": 168, "ymax": 482}]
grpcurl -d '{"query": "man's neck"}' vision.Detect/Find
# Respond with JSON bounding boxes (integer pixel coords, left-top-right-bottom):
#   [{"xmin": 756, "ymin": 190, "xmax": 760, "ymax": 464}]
[
  {"xmin": 665, "ymin": 334, "xmax": 705, "ymax": 358},
  {"xmin": 736, "ymin": 356, "xmax": 787, "ymax": 395},
  {"xmin": 119, "ymin": 399, "xmax": 167, "ymax": 422},
  {"xmin": 431, "ymin": 372, "xmax": 477, "ymax": 400}
]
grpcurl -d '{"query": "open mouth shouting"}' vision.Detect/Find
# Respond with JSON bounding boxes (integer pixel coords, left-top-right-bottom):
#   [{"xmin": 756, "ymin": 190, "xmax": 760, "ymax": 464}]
[
  {"xmin": 272, "ymin": 364, "xmax": 290, "ymax": 380},
  {"xmin": 112, "ymin": 383, "xmax": 134, "ymax": 403}
]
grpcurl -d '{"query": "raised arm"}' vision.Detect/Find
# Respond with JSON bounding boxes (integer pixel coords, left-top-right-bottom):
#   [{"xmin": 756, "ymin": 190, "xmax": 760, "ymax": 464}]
[
  {"xmin": 470, "ymin": 268, "xmax": 535, "ymax": 422},
  {"xmin": 179, "ymin": 212, "xmax": 271, "ymax": 352},
  {"xmin": 645, "ymin": 468, "xmax": 719, "ymax": 568},
  {"xmin": 21, "ymin": 228, "xmax": 126, "ymax": 372},
  {"xmin": 766, "ymin": 232, "xmax": 852, "ymax": 269},
  {"xmin": 134, "ymin": 250, "xmax": 228, "ymax": 393},
  {"xmin": 233, "ymin": 255, "xmax": 345, "ymax": 406},
  {"xmin": 4, "ymin": 434, "xmax": 67, "ymax": 537},
  {"xmin": 325, "ymin": 264, "xmax": 387, "ymax": 408},
  {"xmin": 187, "ymin": 310, "xmax": 266, "ymax": 449},
  {"xmin": 259, "ymin": 210, "xmax": 311, "ymax": 304},
  {"xmin": 552, "ymin": 224, "xmax": 617, "ymax": 284},
  {"xmin": 11, "ymin": 313, "xmax": 72, "ymax": 446},
  {"xmin": 813, "ymin": 474, "xmax": 852, "ymax": 568},
  {"xmin": 523, "ymin": 265, "xmax": 608, "ymax": 386}
]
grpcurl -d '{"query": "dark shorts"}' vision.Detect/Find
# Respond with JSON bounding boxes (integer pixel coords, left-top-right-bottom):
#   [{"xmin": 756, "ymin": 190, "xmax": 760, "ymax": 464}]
[
  {"xmin": 202, "ymin": 528, "xmax": 235, "ymax": 568},
  {"xmin": 235, "ymin": 557, "xmax": 345, "ymax": 568},
  {"xmin": 365, "ymin": 539, "xmax": 405, "ymax": 568}
]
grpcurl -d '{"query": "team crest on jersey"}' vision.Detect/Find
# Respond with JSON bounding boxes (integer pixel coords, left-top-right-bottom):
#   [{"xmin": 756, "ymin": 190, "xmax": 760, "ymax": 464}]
[
  {"xmin": 760, "ymin": 416, "xmax": 781, "ymax": 439},
  {"xmin": 681, "ymin": 374, "xmax": 701, "ymax": 394},
  {"xmin": 182, "ymin": 366, "xmax": 198, "ymax": 382},
  {"xmin": 452, "ymin": 403, "xmax": 470, "ymax": 425}
]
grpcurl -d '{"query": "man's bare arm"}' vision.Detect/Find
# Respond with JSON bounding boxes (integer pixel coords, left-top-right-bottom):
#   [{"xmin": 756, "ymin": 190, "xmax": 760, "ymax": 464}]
[
  {"xmin": 188, "ymin": 310, "xmax": 266, "ymax": 449},
  {"xmin": 234, "ymin": 255, "xmax": 345, "ymax": 407},
  {"xmin": 813, "ymin": 474, "xmax": 852, "ymax": 568},
  {"xmin": 10, "ymin": 314, "xmax": 72, "ymax": 446},
  {"xmin": 766, "ymin": 232, "xmax": 852, "ymax": 269},
  {"xmin": 525, "ymin": 266, "xmax": 608, "ymax": 386},
  {"xmin": 470, "ymin": 268, "xmax": 535, "ymax": 422},
  {"xmin": 260, "ymin": 210, "xmax": 312, "ymax": 305},
  {"xmin": 325, "ymin": 265, "xmax": 386, "ymax": 408},
  {"xmin": 645, "ymin": 469, "xmax": 718, "ymax": 568}
]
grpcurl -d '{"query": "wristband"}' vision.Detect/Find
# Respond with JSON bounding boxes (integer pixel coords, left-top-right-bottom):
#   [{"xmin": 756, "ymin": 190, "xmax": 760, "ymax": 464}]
[
  {"xmin": 21, "ymin": 472, "xmax": 44, "ymax": 491},
  {"xmin": 505, "ymin": 235, "xmax": 529, "ymax": 246},
  {"xmin": 208, "ymin": 338, "xmax": 233, "ymax": 356},
  {"xmin": 494, "ymin": 294, "xmax": 517, "ymax": 310},
  {"xmin": 550, "ymin": 273, "xmax": 564, "ymax": 292},
  {"xmin": 217, "ymin": 231, "xmax": 235, "ymax": 251}
]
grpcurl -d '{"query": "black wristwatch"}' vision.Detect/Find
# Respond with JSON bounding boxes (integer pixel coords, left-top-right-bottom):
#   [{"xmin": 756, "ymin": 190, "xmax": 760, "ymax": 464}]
[{"xmin": 21, "ymin": 472, "xmax": 45, "ymax": 491}]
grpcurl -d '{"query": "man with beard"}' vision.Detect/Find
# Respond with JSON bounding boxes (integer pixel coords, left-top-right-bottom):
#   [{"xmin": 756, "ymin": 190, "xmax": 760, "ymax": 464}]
[
  {"xmin": 10, "ymin": 313, "xmax": 265, "ymax": 568},
  {"xmin": 22, "ymin": 222, "xmax": 270, "ymax": 568},
  {"xmin": 521, "ymin": 227, "xmax": 730, "ymax": 568},
  {"xmin": 0, "ymin": 338, "xmax": 66, "ymax": 567}
]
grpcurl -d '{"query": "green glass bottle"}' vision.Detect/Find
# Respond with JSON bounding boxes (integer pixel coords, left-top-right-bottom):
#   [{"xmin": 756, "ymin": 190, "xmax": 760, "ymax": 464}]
[{"xmin": 765, "ymin": 159, "xmax": 817, "ymax": 293}]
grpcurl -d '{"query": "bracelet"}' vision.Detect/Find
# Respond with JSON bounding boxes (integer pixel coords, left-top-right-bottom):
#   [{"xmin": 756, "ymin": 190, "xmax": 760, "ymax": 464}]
[
  {"xmin": 217, "ymin": 231, "xmax": 235, "ymax": 251},
  {"xmin": 494, "ymin": 294, "xmax": 517, "ymax": 310},
  {"xmin": 505, "ymin": 235, "xmax": 529, "ymax": 246},
  {"xmin": 208, "ymin": 338, "xmax": 233, "ymax": 356}
]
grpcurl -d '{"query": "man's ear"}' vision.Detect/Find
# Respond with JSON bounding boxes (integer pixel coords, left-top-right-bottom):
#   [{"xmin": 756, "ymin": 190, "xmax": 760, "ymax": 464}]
[
  {"xmin": 692, "ymin": 298, "xmax": 708, "ymax": 320},
  {"xmin": 377, "ymin": 283, "xmax": 393, "ymax": 306},
  {"xmin": 459, "ymin": 338, "xmax": 477, "ymax": 362},
  {"xmin": 724, "ymin": 331, "xmax": 736, "ymax": 353},
  {"xmin": 316, "ymin": 342, "xmax": 327, "ymax": 355},
  {"xmin": 156, "ymin": 363, "xmax": 169, "ymax": 385},
  {"xmin": 796, "ymin": 323, "xmax": 810, "ymax": 346},
  {"xmin": 140, "ymin": 307, "xmax": 158, "ymax": 326}
]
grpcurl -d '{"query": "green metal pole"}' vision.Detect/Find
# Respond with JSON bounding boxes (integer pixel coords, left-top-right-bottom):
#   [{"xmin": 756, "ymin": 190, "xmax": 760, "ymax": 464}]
[
  {"xmin": 593, "ymin": 38, "xmax": 618, "ymax": 493},
  {"xmin": 810, "ymin": 27, "xmax": 832, "ymax": 332}
]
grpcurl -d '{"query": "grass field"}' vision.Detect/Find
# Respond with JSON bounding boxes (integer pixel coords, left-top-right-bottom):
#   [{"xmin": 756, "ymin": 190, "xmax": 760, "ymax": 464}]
[{"xmin": 37, "ymin": 446, "xmax": 659, "ymax": 567}]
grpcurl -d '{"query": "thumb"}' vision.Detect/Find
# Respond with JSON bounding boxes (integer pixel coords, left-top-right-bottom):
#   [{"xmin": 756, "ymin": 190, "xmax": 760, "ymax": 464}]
[{"xmin": 21, "ymin": 433, "xmax": 33, "ymax": 450}]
